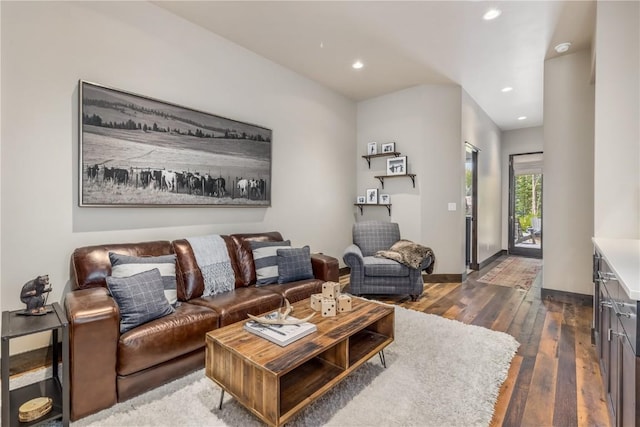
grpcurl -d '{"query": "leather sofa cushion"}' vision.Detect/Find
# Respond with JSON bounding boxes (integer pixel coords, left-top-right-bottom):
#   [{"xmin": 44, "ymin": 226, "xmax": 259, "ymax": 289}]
[
  {"xmin": 117, "ymin": 302, "xmax": 219, "ymax": 376},
  {"xmin": 117, "ymin": 349, "xmax": 204, "ymax": 404},
  {"xmin": 71, "ymin": 241, "xmax": 173, "ymax": 290},
  {"xmin": 230, "ymin": 232, "xmax": 284, "ymax": 286},
  {"xmin": 363, "ymin": 256, "xmax": 410, "ymax": 277},
  {"xmin": 172, "ymin": 236, "xmax": 243, "ymax": 301},
  {"xmin": 189, "ymin": 286, "xmax": 283, "ymax": 327},
  {"xmin": 261, "ymin": 279, "xmax": 324, "ymax": 304}
]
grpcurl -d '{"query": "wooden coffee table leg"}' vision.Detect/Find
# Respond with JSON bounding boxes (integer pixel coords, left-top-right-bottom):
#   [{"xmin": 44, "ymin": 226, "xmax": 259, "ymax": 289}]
[
  {"xmin": 218, "ymin": 389, "xmax": 225, "ymax": 410},
  {"xmin": 378, "ymin": 350, "xmax": 386, "ymax": 368}
]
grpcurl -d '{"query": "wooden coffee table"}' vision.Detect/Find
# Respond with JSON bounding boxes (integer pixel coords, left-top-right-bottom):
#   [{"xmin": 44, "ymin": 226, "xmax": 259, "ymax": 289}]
[{"xmin": 205, "ymin": 297, "xmax": 394, "ymax": 427}]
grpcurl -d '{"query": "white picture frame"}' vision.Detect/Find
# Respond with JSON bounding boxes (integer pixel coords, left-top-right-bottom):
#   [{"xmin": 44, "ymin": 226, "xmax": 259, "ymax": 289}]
[
  {"xmin": 387, "ymin": 156, "xmax": 407, "ymax": 176},
  {"xmin": 367, "ymin": 142, "xmax": 378, "ymax": 155},
  {"xmin": 356, "ymin": 196, "xmax": 366, "ymax": 204},
  {"xmin": 381, "ymin": 142, "xmax": 395, "ymax": 153},
  {"xmin": 366, "ymin": 188, "xmax": 378, "ymax": 204},
  {"xmin": 379, "ymin": 194, "xmax": 390, "ymax": 204}
]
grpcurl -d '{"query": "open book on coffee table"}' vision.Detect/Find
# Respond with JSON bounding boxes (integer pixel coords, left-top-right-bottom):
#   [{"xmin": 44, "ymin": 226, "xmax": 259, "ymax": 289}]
[{"xmin": 243, "ymin": 312, "xmax": 317, "ymax": 347}]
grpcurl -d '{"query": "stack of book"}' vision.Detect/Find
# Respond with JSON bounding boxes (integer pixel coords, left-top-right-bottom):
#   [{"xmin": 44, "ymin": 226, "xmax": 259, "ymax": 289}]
[{"xmin": 244, "ymin": 312, "xmax": 317, "ymax": 347}]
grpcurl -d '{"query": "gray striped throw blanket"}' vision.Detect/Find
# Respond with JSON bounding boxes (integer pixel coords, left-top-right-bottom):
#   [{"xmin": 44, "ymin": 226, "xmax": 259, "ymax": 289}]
[{"xmin": 186, "ymin": 235, "xmax": 235, "ymax": 297}]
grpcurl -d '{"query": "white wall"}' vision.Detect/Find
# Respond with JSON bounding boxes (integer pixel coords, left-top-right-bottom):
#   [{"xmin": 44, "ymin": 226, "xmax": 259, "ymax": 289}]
[
  {"xmin": 355, "ymin": 86, "xmax": 425, "ymax": 238},
  {"xmin": 1, "ymin": 2, "xmax": 356, "ymax": 354},
  {"xmin": 594, "ymin": 1, "xmax": 640, "ymax": 239},
  {"xmin": 543, "ymin": 49, "xmax": 595, "ymax": 295},
  {"xmin": 461, "ymin": 91, "xmax": 502, "ymax": 264},
  {"xmin": 357, "ymin": 85, "xmax": 464, "ymax": 274},
  {"xmin": 500, "ymin": 126, "xmax": 544, "ymax": 248}
]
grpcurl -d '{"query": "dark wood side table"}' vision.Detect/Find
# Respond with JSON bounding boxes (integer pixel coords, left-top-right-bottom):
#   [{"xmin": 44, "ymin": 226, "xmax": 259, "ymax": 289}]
[{"xmin": 2, "ymin": 302, "xmax": 69, "ymax": 426}]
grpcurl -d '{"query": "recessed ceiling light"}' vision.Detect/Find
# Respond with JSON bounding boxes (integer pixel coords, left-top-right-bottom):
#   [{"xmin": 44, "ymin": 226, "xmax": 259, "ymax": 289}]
[
  {"xmin": 501, "ymin": 87, "xmax": 513, "ymax": 93},
  {"xmin": 483, "ymin": 8, "xmax": 502, "ymax": 20},
  {"xmin": 554, "ymin": 42, "xmax": 572, "ymax": 53},
  {"xmin": 518, "ymin": 116, "xmax": 527, "ymax": 121},
  {"xmin": 352, "ymin": 60, "xmax": 364, "ymax": 70}
]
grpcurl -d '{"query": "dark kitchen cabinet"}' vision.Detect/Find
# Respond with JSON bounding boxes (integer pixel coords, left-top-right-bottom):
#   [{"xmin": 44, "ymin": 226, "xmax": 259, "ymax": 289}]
[{"xmin": 594, "ymin": 245, "xmax": 640, "ymax": 427}]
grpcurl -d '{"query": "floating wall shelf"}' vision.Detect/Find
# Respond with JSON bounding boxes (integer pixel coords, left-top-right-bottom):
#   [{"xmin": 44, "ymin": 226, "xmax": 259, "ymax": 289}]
[
  {"xmin": 373, "ymin": 174, "xmax": 416, "ymax": 189},
  {"xmin": 361, "ymin": 152, "xmax": 401, "ymax": 168},
  {"xmin": 354, "ymin": 203, "xmax": 392, "ymax": 216}
]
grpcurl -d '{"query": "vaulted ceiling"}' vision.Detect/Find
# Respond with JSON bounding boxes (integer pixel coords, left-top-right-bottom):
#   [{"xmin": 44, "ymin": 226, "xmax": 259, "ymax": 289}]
[{"xmin": 154, "ymin": 1, "xmax": 596, "ymax": 131}]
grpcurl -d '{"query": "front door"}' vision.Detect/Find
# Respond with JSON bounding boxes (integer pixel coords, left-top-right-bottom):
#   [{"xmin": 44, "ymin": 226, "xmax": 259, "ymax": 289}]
[{"xmin": 508, "ymin": 152, "xmax": 543, "ymax": 258}]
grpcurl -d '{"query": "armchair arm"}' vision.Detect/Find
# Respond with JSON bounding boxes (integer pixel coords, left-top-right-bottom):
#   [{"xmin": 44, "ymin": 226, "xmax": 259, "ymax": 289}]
[
  {"xmin": 343, "ymin": 244, "xmax": 364, "ymax": 267},
  {"xmin": 343, "ymin": 244, "xmax": 365, "ymax": 282},
  {"xmin": 65, "ymin": 287, "xmax": 119, "ymax": 420},
  {"xmin": 311, "ymin": 253, "xmax": 339, "ymax": 282}
]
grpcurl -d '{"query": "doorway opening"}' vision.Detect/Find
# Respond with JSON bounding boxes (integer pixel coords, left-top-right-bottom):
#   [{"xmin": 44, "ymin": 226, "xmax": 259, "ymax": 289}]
[
  {"xmin": 508, "ymin": 152, "xmax": 543, "ymax": 258},
  {"xmin": 465, "ymin": 143, "xmax": 479, "ymax": 270}
]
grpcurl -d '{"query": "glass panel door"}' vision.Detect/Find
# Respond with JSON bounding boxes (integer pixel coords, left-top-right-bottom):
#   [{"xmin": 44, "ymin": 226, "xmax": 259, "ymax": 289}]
[{"xmin": 508, "ymin": 152, "xmax": 543, "ymax": 258}]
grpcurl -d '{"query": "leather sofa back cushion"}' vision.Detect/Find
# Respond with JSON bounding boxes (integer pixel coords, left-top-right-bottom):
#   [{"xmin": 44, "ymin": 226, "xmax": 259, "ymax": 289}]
[
  {"xmin": 172, "ymin": 236, "xmax": 242, "ymax": 301},
  {"xmin": 230, "ymin": 232, "xmax": 284, "ymax": 286},
  {"xmin": 71, "ymin": 241, "xmax": 173, "ymax": 290}
]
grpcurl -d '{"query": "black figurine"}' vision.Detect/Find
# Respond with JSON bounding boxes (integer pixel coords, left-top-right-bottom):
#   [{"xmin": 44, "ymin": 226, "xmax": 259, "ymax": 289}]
[{"xmin": 19, "ymin": 275, "xmax": 52, "ymax": 315}]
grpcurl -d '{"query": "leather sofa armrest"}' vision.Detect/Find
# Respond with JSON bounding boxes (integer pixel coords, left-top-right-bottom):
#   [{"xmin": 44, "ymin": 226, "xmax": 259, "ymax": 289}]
[
  {"xmin": 65, "ymin": 287, "xmax": 119, "ymax": 420},
  {"xmin": 311, "ymin": 253, "xmax": 339, "ymax": 282}
]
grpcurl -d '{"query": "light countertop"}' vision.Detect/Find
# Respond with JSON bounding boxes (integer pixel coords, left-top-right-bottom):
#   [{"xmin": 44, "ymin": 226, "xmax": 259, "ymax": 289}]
[{"xmin": 593, "ymin": 238, "xmax": 640, "ymax": 300}]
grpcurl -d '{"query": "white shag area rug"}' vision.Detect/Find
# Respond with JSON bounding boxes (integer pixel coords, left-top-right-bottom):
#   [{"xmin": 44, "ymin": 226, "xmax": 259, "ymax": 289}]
[{"xmin": 12, "ymin": 306, "xmax": 519, "ymax": 427}]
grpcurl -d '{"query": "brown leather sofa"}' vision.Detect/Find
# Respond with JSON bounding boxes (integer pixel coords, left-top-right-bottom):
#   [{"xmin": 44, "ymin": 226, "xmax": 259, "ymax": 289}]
[{"xmin": 65, "ymin": 232, "xmax": 338, "ymax": 421}]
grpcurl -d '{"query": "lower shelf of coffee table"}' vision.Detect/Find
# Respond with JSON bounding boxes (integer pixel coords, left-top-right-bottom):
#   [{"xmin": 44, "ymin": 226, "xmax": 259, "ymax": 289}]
[
  {"xmin": 278, "ymin": 329, "xmax": 392, "ymax": 424},
  {"xmin": 349, "ymin": 330, "xmax": 389, "ymax": 366},
  {"xmin": 280, "ymin": 357, "xmax": 344, "ymax": 415}
]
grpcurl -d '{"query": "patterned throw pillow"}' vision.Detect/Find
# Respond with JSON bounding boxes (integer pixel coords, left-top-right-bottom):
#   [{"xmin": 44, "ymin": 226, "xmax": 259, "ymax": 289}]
[
  {"xmin": 277, "ymin": 246, "xmax": 314, "ymax": 284},
  {"xmin": 109, "ymin": 252, "xmax": 178, "ymax": 306},
  {"xmin": 106, "ymin": 269, "xmax": 174, "ymax": 333},
  {"xmin": 250, "ymin": 240, "xmax": 291, "ymax": 285}
]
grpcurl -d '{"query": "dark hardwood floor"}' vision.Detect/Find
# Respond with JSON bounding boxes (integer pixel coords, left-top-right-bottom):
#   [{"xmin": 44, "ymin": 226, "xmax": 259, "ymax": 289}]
[{"xmin": 347, "ymin": 255, "xmax": 612, "ymax": 427}]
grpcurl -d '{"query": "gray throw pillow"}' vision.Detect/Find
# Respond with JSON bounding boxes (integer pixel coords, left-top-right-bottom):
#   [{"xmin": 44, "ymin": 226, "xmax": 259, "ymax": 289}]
[
  {"xmin": 250, "ymin": 240, "xmax": 291, "ymax": 285},
  {"xmin": 106, "ymin": 268, "xmax": 174, "ymax": 334},
  {"xmin": 277, "ymin": 246, "xmax": 314, "ymax": 284},
  {"xmin": 109, "ymin": 252, "xmax": 177, "ymax": 306}
]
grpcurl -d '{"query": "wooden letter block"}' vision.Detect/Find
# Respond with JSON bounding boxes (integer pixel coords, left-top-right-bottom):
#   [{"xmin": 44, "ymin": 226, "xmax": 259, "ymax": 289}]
[
  {"xmin": 321, "ymin": 298, "xmax": 336, "ymax": 317},
  {"xmin": 322, "ymin": 282, "xmax": 341, "ymax": 299},
  {"xmin": 337, "ymin": 294, "xmax": 352, "ymax": 312},
  {"xmin": 310, "ymin": 294, "xmax": 323, "ymax": 311}
]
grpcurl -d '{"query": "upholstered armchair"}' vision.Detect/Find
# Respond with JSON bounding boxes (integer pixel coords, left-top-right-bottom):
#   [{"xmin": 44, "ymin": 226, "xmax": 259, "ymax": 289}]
[{"xmin": 343, "ymin": 221, "xmax": 434, "ymax": 301}]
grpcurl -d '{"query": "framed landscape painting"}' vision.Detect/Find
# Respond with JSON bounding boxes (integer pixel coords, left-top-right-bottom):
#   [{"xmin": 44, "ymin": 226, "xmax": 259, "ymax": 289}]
[{"xmin": 79, "ymin": 80, "xmax": 272, "ymax": 206}]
